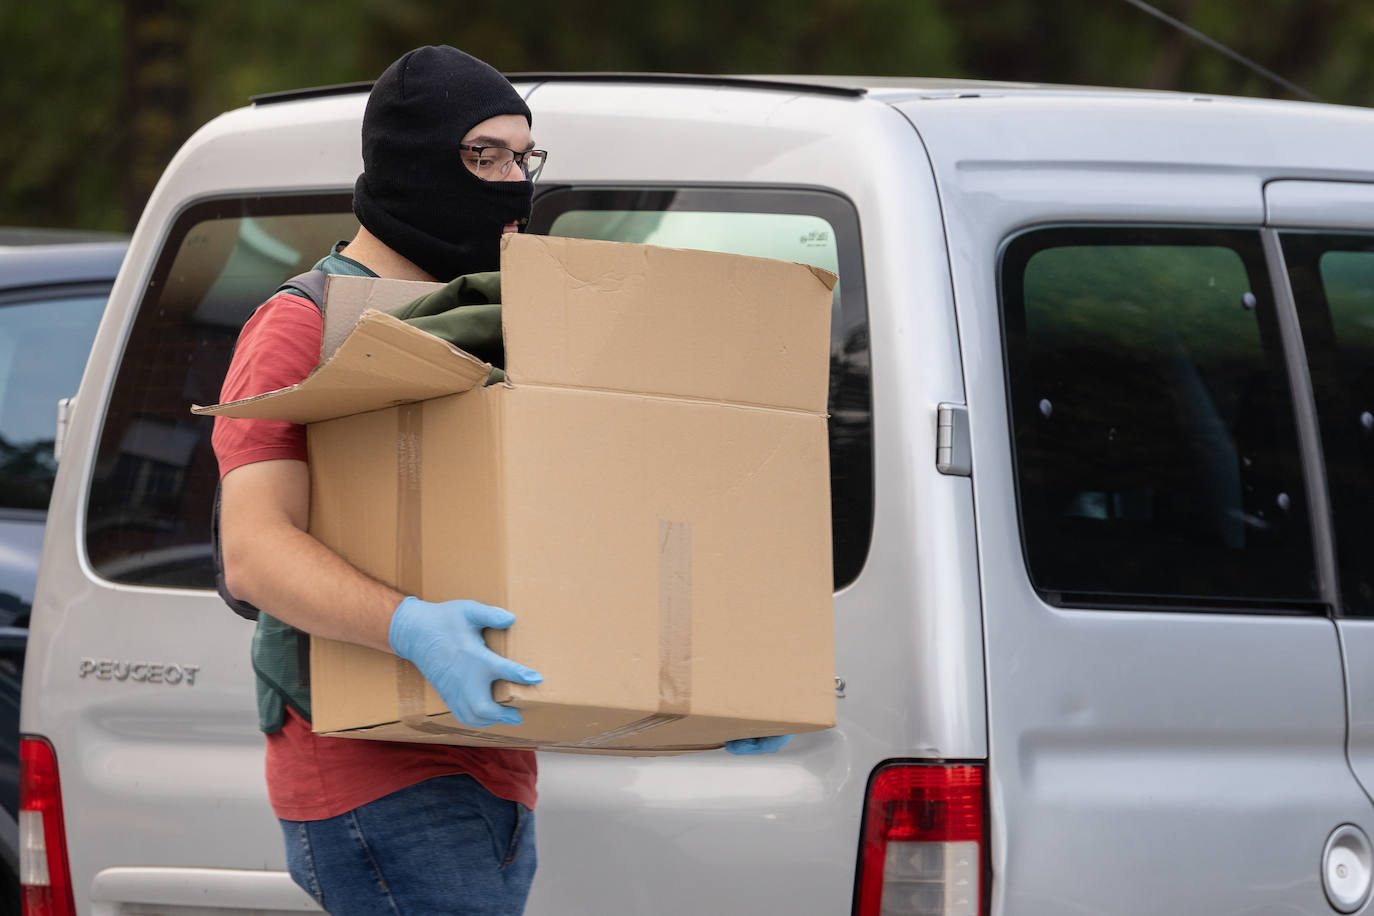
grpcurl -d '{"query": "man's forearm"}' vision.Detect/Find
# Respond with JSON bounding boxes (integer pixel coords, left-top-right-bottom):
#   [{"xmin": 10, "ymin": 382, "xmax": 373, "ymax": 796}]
[
  {"xmin": 231, "ymin": 522, "xmax": 401, "ymax": 653},
  {"xmin": 220, "ymin": 459, "xmax": 400, "ymax": 654}
]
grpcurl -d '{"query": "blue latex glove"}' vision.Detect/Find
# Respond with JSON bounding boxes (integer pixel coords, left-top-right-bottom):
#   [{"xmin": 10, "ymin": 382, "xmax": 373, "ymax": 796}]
[
  {"xmin": 725, "ymin": 735, "xmax": 794, "ymax": 755},
  {"xmin": 388, "ymin": 597, "xmax": 542, "ymax": 728}
]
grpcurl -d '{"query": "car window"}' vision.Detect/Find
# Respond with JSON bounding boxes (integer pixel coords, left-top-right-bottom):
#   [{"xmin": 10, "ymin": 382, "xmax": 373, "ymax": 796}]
[
  {"xmin": 1001, "ymin": 226, "xmax": 1319, "ymax": 612},
  {"xmin": 531, "ymin": 188, "xmax": 873, "ymax": 590},
  {"xmin": 86, "ymin": 195, "xmax": 357, "ymax": 587},
  {"xmin": 85, "ymin": 190, "xmax": 872, "ymax": 592},
  {"xmin": 0, "ymin": 292, "xmax": 104, "ymax": 512},
  {"xmin": 1281, "ymin": 232, "xmax": 1374, "ymax": 616}
]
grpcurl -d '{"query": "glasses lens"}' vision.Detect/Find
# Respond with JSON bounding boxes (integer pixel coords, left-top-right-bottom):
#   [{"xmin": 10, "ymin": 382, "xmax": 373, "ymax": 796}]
[
  {"xmin": 522, "ymin": 150, "xmax": 547, "ymax": 181},
  {"xmin": 464, "ymin": 146, "xmax": 516, "ymax": 180}
]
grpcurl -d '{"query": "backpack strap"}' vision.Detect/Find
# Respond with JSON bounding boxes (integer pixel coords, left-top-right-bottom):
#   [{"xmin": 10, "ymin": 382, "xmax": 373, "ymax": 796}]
[
  {"xmin": 213, "ymin": 268, "xmax": 330, "ymax": 622},
  {"xmin": 212, "ymin": 484, "xmax": 262, "ymax": 621},
  {"xmin": 276, "ymin": 268, "xmax": 328, "ymax": 311}
]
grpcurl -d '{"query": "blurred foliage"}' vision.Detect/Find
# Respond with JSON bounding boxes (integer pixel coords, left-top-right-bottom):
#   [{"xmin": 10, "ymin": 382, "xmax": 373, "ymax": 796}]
[
  {"xmin": 2, "ymin": 2, "xmax": 124, "ymax": 232},
  {"xmin": 4, "ymin": 0, "xmax": 1374, "ymax": 232}
]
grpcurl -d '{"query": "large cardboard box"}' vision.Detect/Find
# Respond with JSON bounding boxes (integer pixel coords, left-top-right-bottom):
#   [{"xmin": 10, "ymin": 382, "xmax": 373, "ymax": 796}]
[{"xmin": 198, "ymin": 234, "xmax": 837, "ymax": 754}]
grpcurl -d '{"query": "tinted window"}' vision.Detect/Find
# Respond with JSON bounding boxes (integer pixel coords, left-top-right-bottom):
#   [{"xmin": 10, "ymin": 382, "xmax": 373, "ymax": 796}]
[
  {"xmin": 1282, "ymin": 233, "xmax": 1374, "ymax": 616},
  {"xmin": 531, "ymin": 188, "xmax": 872, "ymax": 589},
  {"xmin": 86, "ymin": 196, "xmax": 356, "ymax": 587},
  {"xmin": 0, "ymin": 292, "xmax": 104, "ymax": 510},
  {"xmin": 1002, "ymin": 227, "xmax": 1318, "ymax": 612}
]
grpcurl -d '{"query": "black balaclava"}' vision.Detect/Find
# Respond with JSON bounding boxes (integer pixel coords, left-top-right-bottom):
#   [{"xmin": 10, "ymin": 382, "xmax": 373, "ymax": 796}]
[{"xmin": 353, "ymin": 45, "xmax": 533, "ymax": 282}]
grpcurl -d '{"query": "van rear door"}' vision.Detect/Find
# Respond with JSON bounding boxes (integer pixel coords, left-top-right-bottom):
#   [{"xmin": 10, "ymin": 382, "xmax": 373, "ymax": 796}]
[{"xmin": 1267, "ymin": 182, "xmax": 1374, "ymax": 897}]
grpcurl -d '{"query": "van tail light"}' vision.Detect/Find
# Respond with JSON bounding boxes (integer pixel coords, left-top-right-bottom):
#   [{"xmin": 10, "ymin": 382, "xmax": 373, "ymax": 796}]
[
  {"xmin": 19, "ymin": 736, "xmax": 75, "ymax": 916},
  {"xmin": 855, "ymin": 763, "xmax": 986, "ymax": 916}
]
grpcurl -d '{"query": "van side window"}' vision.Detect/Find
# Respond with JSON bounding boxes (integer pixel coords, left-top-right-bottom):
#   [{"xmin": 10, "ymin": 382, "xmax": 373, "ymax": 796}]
[
  {"xmin": 85, "ymin": 196, "xmax": 356, "ymax": 587},
  {"xmin": 1282, "ymin": 232, "xmax": 1374, "ymax": 616},
  {"xmin": 1001, "ymin": 227, "xmax": 1319, "ymax": 612},
  {"xmin": 530, "ymin": 188, "xmax": 873, "ymax": 590}
]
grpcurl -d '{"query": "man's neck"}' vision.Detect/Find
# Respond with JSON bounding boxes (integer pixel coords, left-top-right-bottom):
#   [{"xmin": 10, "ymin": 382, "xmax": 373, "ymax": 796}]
[{"xmin": 337, "ymin": 226, "xmax": 435, "ymax": 282}]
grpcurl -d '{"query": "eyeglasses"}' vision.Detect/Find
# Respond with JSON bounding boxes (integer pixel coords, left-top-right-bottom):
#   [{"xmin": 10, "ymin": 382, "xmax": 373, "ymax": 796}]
[{"xmin": 458, "ymin": 144, "xmax": 548, "ymax": 182}]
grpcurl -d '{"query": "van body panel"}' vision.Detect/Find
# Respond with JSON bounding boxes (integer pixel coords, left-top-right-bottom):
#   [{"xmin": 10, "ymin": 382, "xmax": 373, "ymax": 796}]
[
  {"xmin": 1266, "ymin": 178, "xmax": 1374, "ymax": 230},
  {"xmin": 901, "ymin": 96, "xmax": 1374, "ymax": 914},
  {"xmin": 22, "ymin": 79, "xmax": 1374, "ymax": 916},
  {"xmin": 90, "ymin": 867, "xmax": 318, "ymax": 914},
  {"xmin": 1341, "ymin": 624, "xmax": 1374, "ymax": 807},
  {"xmin": 24, "ymin": 82, "xmax": 985, "ymax": 915}
]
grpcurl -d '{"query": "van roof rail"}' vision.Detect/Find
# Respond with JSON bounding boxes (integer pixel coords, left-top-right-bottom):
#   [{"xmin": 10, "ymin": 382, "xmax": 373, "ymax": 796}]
[
  {"xmin": 251, "ymin": 82, "xmax": 374, "ymax": 106},
  {"xmin": 505, "ymin": 73, "xmax": 868, "ymax": 97},
  {"xmin": 251, "ymin": 72, "xmax": 868, "ymax": 106}
]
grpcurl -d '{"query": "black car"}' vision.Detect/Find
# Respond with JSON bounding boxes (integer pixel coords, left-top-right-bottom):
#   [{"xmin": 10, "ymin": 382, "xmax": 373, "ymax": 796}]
[{"xmin": 0, "ymin": 230, "xmax": 124, "ymax": 904}]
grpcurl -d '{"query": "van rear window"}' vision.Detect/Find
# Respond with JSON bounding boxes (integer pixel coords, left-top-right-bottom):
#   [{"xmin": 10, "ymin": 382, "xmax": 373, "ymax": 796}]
[
  {"xmin": 85, "ymin": 195, "xmax": 356, "ymax": 587},
  {"xmin": 86, "ymin": 188, "xmax": 874, "ymax": 595},
  {"xmin": 1001, "ymin": 226, "xmax": 1320, "ymax": 612}
]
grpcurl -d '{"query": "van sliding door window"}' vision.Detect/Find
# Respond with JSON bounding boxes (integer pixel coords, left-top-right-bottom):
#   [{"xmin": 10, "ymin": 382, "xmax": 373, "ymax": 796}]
[
  {"xmin": 85, "ymin": 196, "xmax": 356, "ymax": 587},
  {"xmin": 1001, "ymin": 227, "xmax": 1319, "ymax": 613},
  {"xmin": 1281, "ymin": 233, "xmax": 1374, "ymax": 617},
  {"xmin": 530, "ymin": 188, "xmax": 872, "ymax": 590}
]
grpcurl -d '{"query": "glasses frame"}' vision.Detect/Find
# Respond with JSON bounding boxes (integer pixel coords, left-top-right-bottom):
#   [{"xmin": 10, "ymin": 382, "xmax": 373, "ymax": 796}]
[{"xmin": 457, "ymin": 144, "xmax": 548, "ymax": 181}]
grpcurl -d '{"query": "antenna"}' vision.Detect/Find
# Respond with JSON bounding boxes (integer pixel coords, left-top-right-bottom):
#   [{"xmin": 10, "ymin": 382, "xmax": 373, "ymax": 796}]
[{"xmin": 1121, "ymin": 0, "xmax": 1321, "ymax": 103}]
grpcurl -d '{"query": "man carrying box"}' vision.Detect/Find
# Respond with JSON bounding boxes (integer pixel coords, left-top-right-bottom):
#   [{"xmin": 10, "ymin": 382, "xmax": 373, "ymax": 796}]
[{"xmin": 213, "ymin": 45, "xmax": 788, "ymax": 916}]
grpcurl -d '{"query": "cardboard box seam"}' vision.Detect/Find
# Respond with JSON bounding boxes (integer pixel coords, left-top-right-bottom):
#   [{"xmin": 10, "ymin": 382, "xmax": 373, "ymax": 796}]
[
  {"xmin": 326, "ymin": 695, "xmax": 731, "ymax": 734},
  {"xmin": 499, "ymin": 380, "xmax": 830, "ymax": 418}
]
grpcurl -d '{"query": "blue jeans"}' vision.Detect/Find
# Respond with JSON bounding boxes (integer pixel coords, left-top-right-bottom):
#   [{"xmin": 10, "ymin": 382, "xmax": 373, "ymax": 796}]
[{"xmin": 280, "ymin": 774, "xmax": 536, "ymax": 915}]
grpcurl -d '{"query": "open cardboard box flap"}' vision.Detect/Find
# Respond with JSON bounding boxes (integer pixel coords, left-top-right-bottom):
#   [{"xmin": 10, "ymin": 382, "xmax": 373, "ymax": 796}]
[
  {"xmin": 192, "ymin": 277, "xmax": 485, "ymax": 424},
  {"xmin": 193, "ymin": 235, "xmax": 837, "ymax": 424}
]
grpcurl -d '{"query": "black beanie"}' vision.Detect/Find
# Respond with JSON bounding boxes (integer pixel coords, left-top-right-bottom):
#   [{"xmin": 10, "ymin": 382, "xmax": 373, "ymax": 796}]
[{"xmin": 353, "ymin": 46, "xmax": 534, "ymax": 282}]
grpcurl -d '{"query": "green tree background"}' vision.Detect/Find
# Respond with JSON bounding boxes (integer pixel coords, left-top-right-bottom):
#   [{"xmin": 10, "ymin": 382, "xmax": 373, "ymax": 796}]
[{"xmin": 3, "ymin": 0, "xmax": 1371, "ymax": 233}]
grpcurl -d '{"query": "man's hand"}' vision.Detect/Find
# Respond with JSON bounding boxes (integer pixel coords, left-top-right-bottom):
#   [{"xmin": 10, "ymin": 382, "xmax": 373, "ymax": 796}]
[
  {"xmin": 389, "ymin": 597, "xmax": 543, "ymax": 728},
  {"xmin": 724, "ymin": 735, "xmax": 794, "ymax": 755}
]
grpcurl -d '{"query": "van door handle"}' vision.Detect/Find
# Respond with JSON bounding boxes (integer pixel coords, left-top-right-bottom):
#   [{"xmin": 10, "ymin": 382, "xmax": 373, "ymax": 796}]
[
  {"xmin": 54, "ymin": 396, "xmax": 74, "ymax": 465},
  {"xmin": 936, "ymin": 403, "xmax": 970, "ymax": 476}
]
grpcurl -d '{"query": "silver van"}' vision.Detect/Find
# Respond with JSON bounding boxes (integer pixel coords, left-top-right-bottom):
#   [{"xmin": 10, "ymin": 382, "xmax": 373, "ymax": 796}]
[{"xmin": 18, "ymin": 75, "xmax": 1374, "ymax": 916}]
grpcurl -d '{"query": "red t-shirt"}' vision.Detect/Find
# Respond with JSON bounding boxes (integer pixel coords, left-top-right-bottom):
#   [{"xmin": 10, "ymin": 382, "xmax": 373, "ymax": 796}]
[{"xmin": 214, "ymin": 293, "xmax": 537, "ymax": 820}]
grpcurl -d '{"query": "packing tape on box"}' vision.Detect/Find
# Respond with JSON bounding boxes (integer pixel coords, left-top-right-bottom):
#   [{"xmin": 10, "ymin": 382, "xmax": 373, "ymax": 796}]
[
  {"xmin": 393, "ymin": 661, "xmax": 679, "ymax": 748},
  {"xmin": 394, "ymin": 401, "xmax": 432, "ymax": 733},
  {"xmin": 396, "ymin": 404, "xmax": 424, "ymax": 594},
  {"xmin": 334, "ymin": 711, "xmax": 717, "ymax": 753},
  {"xmin": 567, "ymin": 713, "xmax": 685, "ymax": 746},
  {"xmin": 391, "ymin": 682, "xmax": 685, "ymax": 747},
  {"xmin": 657, "ymin": 520, "xmax": 692, "ymax": 717},
  {"xmin": 396, "ymin": 657, "xmax": 434, "ymax": 729}
]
